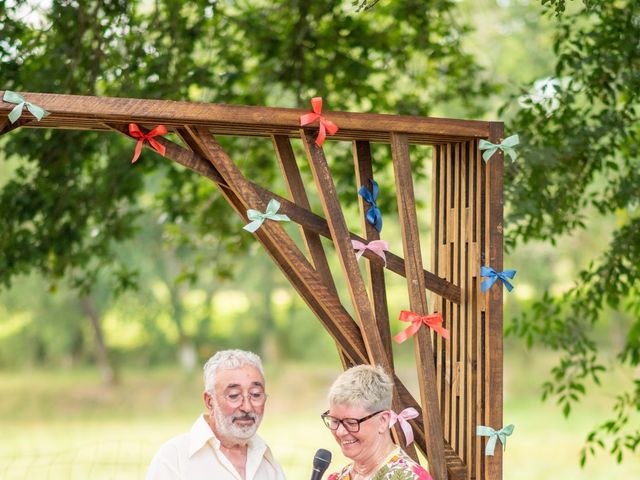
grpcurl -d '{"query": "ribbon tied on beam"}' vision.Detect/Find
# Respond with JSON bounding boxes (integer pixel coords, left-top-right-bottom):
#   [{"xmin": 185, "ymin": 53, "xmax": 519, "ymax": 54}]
[
  {"xmin": 128, "ymin": 123, "xmax": 168, "ymax": 163},
  {"xmin": 480, "ymin": 265, "xmax": 516, "ymax": 292},
  {"xmin": 388, "ymin": 407, "xmax": 419, "ymax": 446},
  {"xmin": 243, "ymin": 199, "xmax": 290, "ymax": 233},
  {"xmin": 351, "ymin": 239, "xmax": 389, "ymax": 266},
  {"xmin": 479, "ymin": 134, "xmax": 519, "ymax": 163},
  {"xmin": 3, "ymin": 90, "xmax": 50, "ymax": 123},
  {"xmin": 476, "ymin": 424, "xmax": 515, "ymax": 456},
  {"xmin": 299, "ymin": 97, "xmax": 339, "ymax": 146},
  {"xmin": 358, "ymin": 179, "xmax": 382, "ymax": 232},
  {"xmin": 393, "ymin": 310, "xmax": 449, "ymax": 343}
]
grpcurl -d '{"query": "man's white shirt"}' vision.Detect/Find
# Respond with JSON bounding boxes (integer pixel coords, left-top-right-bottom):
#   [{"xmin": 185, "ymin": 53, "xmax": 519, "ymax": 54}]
[{"xmin": 146, "ymin": 415, "xmax": 286, "ymax": 480}]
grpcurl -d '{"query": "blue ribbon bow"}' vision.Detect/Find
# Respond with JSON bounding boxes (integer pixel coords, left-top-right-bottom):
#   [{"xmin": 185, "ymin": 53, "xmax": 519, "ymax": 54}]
[
  {"xmin": 243, "ymin": 199, "xmax": 290, "ymax": 233},
  {"xmin": 3, "ymin": 90, "xmax": 50, "ymax": 124},
  {"xmin": 478, "ymin": 134, "xmax": 519, "ymax": 163},
  {"xmin": 480, "ymin": 266, "xmax": 516, "ymax": 292},
  {"xmin": 476, "ymin": 424, "xmax": 515, "ymax": 456},
  {"xmin": 358, "ymin": 179, "xmax": 382, "ymax": 233}
]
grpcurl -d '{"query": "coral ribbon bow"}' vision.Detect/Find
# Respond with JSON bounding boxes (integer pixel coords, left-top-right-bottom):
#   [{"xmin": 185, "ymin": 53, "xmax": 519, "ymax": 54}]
[
  {"xmin": 480, "ymin": 265, "xmax": 516, "ymax": 292},
  {"xmin": 351, "ymin": 239, "xmax": 389, "ymax": 265},
  {"xmin": 393, "ymin": 310, "xmax": 449, "ymax": 343},
  {"xmin": 128, "ymin": 123, "xmax": 168, "ymax": 163},
  {"xmin": 476, "ymin": 424, "xmax": 515, "ymax": 456},
  {"xmin": 300, "ymin": 97, "xmax": 339, "ymax": 146},
  {"xmin": 389, "ymin": 407, "xmax": 419, "ymax": 446},
  {"xmin": 3, "ymin": 90, "xmax": 50, "ymax": 123}
]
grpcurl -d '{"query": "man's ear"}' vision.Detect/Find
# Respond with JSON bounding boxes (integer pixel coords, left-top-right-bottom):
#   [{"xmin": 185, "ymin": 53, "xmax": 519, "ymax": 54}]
[{"xmin": 203, "ymin": 391, "xmax": 214, "ymax": 411}]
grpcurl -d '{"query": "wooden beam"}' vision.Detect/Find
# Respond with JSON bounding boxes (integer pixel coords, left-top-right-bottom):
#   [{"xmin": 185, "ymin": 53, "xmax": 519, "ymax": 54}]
[
  {"xmin": 391, "ymin": 132, "xmax": 448, "ymax": 480},
  {"xmin": 0, "ymin": 91, "xmax": 492, "ymax": 143},
  {"xmin": 484, "ymin": 123, "xmax": 504, "ymax": 480}
]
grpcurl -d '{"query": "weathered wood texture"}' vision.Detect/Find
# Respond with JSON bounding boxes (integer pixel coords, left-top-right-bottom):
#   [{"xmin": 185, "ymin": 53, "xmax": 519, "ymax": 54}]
[
  {"xmin": 1, "ymin": 93, "xmax": 504, "ymax": 480},
  {"xmin": 432, "ymin": 135, "xmax": 503, "ymax": 480},
  {"xmin": 0, "ymin": 91, "xmax": 491, "ymax": 143},
  {"xmin": 391, "ymin": 133, "xmax": 448, "ymax": 480}
]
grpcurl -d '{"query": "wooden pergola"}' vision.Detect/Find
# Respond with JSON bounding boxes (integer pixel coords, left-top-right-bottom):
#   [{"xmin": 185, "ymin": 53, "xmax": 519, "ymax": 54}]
[{"xmin": 0, "ymin": 92, "xmax": 505, "ymax": 480}]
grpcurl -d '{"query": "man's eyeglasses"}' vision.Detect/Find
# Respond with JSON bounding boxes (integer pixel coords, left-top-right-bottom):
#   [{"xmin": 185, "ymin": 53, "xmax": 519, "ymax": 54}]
[
  {"xmin": 320, "ymin": 410, "xmax": 384, "ymax": 433},
  {"xmin": 224, "ymin": 392, "xmax": 267, "ymax": 407}
]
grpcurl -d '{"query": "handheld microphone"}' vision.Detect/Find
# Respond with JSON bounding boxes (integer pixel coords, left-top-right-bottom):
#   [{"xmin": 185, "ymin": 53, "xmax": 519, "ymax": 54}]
[{"xmin": 310, "ymin": 448, "xmax": 332, "ymax": 480}]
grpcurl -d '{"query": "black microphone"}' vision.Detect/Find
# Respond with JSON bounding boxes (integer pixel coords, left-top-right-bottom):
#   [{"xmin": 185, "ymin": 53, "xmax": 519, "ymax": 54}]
[{"xmin": 310, "ymin": 448, "xmax": 332, "ymax": 480}]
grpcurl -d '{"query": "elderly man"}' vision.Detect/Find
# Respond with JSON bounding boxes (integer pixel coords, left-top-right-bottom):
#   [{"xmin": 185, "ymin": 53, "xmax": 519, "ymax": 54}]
[{"xmin": 146, "ymin": 349, "xmax": 286, "ymax": 480}]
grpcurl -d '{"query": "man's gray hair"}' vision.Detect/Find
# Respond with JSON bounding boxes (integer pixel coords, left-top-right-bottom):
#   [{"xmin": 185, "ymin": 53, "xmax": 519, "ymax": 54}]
[
  {"xmin": 203, "ymin": 349, "xmax": 264, "ymax": 393},
  {"xmin": 327, "ymin": 364, "xmax": 393, "ymax": 412}
]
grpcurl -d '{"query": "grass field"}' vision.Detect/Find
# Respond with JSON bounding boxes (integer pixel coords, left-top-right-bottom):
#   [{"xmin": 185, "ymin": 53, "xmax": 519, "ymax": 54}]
[{"xmin": 0, "ymin": 351, "xmax": 638, "ymax": 479}]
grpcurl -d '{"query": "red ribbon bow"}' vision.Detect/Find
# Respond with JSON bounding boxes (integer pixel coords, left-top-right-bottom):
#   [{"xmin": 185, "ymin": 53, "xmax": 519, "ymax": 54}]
[
  {"xmin": 393, "ymin": 310, "xmax": 449, "ymax": 343},
  {"xmin": 299, "ymin": 97, "xmax": 339, "ymax": 146},
  {"xmin": 128, "ymin": 123, "xmax": 168, "ymax": 163}
]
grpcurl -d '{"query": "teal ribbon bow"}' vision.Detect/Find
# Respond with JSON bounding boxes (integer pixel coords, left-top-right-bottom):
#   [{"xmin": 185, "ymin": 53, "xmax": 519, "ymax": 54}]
[
  {"xmin": 476, "ymin": 424, "xmax": 515, "ymax": 456},
  {"xmin": 478, "ymin": 134, "xmax": 519, "ymax": 163},
  {"xmin": 3, "ymin": 90, "xmax": 50, "ymax": 124},
  {"xmin": 243, "ymin": 199, "xmax": 290, "ymax": 233}
]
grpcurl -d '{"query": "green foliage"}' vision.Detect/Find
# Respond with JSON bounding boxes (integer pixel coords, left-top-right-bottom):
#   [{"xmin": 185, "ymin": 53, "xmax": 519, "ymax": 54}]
[{"xmin": 504, "ymin": 0, "xmax": 640, "ymax": 464}]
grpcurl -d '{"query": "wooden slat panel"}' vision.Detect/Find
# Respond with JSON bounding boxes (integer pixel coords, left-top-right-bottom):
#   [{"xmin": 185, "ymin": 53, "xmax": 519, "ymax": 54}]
[
  {"xmin": 451, "ymin": 142, "xmax": 461, "ymax": 454},
  {"xmin": 433, "ymin": 145, "xmax": 447, "ymax": 426},
  {"xmin": 390, "ymin": 132, "xmax": 448, "ymax": 480},
  {"xmin": 460, "ymin": 142, "xmax": 470, "ymax": 473},
  {"xmin": 465, "ymin": 140, "xmax": 478, "ymax": 480},
  {"xmin": 444, "ymin": 143, "xmax": 453, "ymax": 446},
  {"xmin": 432, "ymin": 146, "xmax": 442, "ymax": 408},
  {"xmin": 0, "ymin": 90, "xmax": 492, "ymax": 142},
  {"xmin": 106, "ymin": 123, "xmax": 461, "ymax": 304}
]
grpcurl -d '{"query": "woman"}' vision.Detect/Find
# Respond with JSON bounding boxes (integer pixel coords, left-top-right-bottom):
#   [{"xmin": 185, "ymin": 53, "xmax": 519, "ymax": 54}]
[{"xmin": 322, "ymin": 365, "xmax": 432, "ymax": 480}]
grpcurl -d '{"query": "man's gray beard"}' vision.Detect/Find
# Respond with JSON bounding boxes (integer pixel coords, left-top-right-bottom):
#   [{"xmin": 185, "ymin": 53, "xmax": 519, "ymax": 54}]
[{"xmin": 211, "ymin": 397, "xmax": 262, "ymax": 443}]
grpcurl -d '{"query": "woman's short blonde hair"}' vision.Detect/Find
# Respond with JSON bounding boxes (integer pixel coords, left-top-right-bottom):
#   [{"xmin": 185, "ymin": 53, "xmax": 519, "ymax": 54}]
[{"xmin": 327, "ymin": 364, "xmax": 393, "ymax": 412}]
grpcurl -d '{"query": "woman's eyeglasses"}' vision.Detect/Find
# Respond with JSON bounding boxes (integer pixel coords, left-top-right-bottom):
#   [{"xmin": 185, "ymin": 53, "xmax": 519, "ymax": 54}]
[{"xmin": 320, "ymin": 410, "xmax": 383, "ymax": 433}]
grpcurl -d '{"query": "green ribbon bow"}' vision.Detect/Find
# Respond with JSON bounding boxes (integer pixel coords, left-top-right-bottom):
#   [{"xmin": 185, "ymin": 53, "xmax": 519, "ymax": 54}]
[
  {"xmin": 243, "ymin": 199, "xmax": 290, "ymax": 233},
  {"xmin": 476, "ymin": 424, "xmax": 515, "ymax": 456},
  {"xmin": 3, "ymin": 90, "xmax": 50, "ymax": 124},
  {"xmin": 478, "ymin": 134, "xmax": 519, "ymax": 163}
]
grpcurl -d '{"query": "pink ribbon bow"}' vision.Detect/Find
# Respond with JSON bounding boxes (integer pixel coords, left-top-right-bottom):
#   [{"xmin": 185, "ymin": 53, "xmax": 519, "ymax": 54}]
[
  {"xmin": 128, "ymin": 123, "xmax": 168, "ymax": 163},
  {"xmin": 393, "ymin": 310, "xmax": 449, "ymax": 343},
  {"xmin": 389, "ymin": 407, "xmax": 419, "ymax": 446},
  {"xmin": 300, "ymin": 97, "xmax": 339, "ymax": 146},
  {"xmin": 351, "ymin": 239, "xmax": 389, "ymax": 266}
]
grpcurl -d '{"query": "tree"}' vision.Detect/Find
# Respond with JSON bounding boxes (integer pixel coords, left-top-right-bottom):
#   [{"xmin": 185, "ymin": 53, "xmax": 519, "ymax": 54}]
[{"xmin": 503, "ymin": 0, "xmax": 640, "ymax": 464}]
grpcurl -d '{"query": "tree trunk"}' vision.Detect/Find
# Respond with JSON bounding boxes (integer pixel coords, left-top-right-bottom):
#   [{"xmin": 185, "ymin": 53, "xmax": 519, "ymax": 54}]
[{"xmin": 80, "ymin": 295, "xmax": 117, "ymax": 385}]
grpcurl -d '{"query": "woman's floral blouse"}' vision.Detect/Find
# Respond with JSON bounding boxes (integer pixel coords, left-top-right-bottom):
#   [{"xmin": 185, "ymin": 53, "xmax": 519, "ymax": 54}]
[{"xmin": 327, "ymin": 447, "xmax": 432, "ymax": 480}]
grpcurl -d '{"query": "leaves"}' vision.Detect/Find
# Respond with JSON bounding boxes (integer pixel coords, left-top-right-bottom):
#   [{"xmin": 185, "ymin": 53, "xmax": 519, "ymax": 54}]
[{"xmin": 505, "ymin": 0, "xmax": 640, "ymax": 465}]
